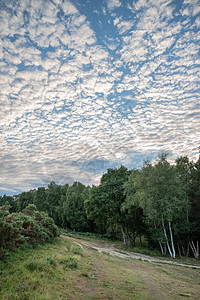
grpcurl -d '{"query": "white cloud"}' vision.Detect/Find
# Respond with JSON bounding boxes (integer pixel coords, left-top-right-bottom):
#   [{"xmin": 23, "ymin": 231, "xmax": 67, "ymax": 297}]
[
  {"xmin": 116, "ymin": 20, "xmax": 135, "ymax": 34},
  {"xmin": 0, "ymin": 0, "xmax": 199, "ymax": 194},
  {"xmin": 107, "ymin": 0, "xmax": 121, "ymax": 10},
  {"xmin": 62, "ymin": 0, "xmax": 78, "ymax": 15}
]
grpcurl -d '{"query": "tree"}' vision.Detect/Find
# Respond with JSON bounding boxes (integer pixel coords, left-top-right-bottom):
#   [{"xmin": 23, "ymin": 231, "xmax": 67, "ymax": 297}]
[
  {"xmin": 187, "ymin": 154, "xmax": 200, "ymax": 258},
  {"xmin": 85, "ymin": 166, "xmax": 133, "ymax": 244},
  {"xmin": 130, "ymin": 155, "xmax": 188, "ymax": 258},
  {"xmin": 16, "ymin": 190, "xmax": 35, "ymax": 211},
  {"xmin": 33, "ymin": 187, "xmax": 48, "ymax": 212},
  {"xmin": 61, "ymin": 182, "xmax": 90, "ymax": 232},
  {"xmin": 123, "ymin": 169, "xmax": 147, "ymax": 246},
  {"xmin": 0, "ymin": 195, "xmax": 17, "ymax": 212},
  {"xmin": 45, "ymin": 182, "xmax": 63, "ymax": 223}
]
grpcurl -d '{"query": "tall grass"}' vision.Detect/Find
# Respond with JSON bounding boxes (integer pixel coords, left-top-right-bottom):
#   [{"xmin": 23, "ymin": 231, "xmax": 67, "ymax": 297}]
[{"xmin": 0, "ymin": 238, "xmax": 83, "ymax": 300}]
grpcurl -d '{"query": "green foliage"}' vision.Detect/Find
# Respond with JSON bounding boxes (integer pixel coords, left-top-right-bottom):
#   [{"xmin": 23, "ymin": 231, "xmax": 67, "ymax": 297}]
[
  {"xmin": 16, "ymin": 190, "xmax": 36, "ymax": 211},
  {"xmin": 85, "ymin": 166, "xmax": 129, "ymax": 225},
  {"xmin": 188, "ymin": 156, "xmax": 200, "ymax": 241},
  {"xmin": 133, "ymin": 156, "xmax": 187, "ymax": 225},
  {"xmin": 0, "ymin": 204, "xmax": 23, "ymax": 251},
  {"xmin": 61, "ymin": 256, "xmax": 78, "ymax": 269},
  {"xmin": 0, "ymin": 195, "xmax": 17, "ymax": 212},
  {"xmin": 60, "ymin": 182, "xmax": 90, "ymax": 231},
  {"xmin": 85, "ymin": 166, "xmax": 141, "ymax": 246},
  {"xmin": 0, "ymin": 204, "xmax": 60, "ymax": 257},
  {"xmin": 123, "ymin": 154, "xmax": 197, "ymax": 257},
  {"xmin": 33, "ymin": 182, "xmax": 68, "ymax": 226}
]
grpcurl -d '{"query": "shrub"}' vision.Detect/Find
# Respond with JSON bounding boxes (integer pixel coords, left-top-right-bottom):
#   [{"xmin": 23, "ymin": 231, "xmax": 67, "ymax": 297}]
[
  {"xmin": 0, "ymin": 204, "xmax": 60, "ymax": 257},
  {"xmin": 0, "ymin": 205, "xmax": 23, "ymax": 250}
]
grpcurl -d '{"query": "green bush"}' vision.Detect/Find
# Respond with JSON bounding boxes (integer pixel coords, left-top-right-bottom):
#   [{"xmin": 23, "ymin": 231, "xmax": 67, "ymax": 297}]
[
  {"xmin": 0, "ymin": 205, "xmax": 23, "ymax": 250},
  {"xmin": 0, "ymin": 204, "xmax": 60, "ymax": 257}
]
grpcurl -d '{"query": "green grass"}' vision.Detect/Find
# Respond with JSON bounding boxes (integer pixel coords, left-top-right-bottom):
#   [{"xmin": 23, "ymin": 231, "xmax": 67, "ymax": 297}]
[
  {"xmin": 0, "ymin": 236, "xmax": 200, "ymax": 299},
  {"xmin": 0, "ymin": 238, "xmax": 87, "ymax": 300}
]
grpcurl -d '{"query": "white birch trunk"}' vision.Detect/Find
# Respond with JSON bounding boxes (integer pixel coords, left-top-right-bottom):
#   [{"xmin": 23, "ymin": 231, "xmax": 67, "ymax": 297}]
[
  {"xmin": 120, "ymin": 225, "xmax": 127, "ymax": 245},
  {"xmin": 162, "ymin": 217, "xmax": 173, "ymax": 258},
  {"xmin": 168, "ymin": 221, "xmax": 175, "ymax": 258},
  {"xmin": 154, "ymin": 225, "xmax": 164, "ymax": 255},
  {"xmin": 189, "ymin": 241, "xmax": 199, "ymax": 259},
  {"xmin": 159, "ymin": 241, "xmax": 164, "ymax": 255}
]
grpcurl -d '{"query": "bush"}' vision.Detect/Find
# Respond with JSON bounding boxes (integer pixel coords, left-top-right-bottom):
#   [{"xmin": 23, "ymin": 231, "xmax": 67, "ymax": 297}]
[
  {"xmin": 0, "ymin": 205, "xmax": 23, "ymax": 250},
  {"xmin": 0, "ymin": 204, "xmax": 60, "ymax": 257},
  {"xmin": 20, "ymin": 205, "xmax": 60, "ymax": 245}
]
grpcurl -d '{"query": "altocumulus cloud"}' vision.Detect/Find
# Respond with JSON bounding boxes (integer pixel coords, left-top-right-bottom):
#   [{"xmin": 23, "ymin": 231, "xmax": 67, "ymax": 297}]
[{"xmin": 0, "ymin": 0, "xmax": 199, "ymax": 195}]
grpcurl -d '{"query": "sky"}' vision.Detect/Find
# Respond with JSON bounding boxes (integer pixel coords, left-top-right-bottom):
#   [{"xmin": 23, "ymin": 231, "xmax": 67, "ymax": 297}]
[{"xmin": 0, "ymin": 0, "xmax": 200, "ymax": 196}]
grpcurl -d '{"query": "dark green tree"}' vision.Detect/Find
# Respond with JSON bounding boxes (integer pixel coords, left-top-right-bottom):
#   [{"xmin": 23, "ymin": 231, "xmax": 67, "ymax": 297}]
[
  {"xmin": 61, "ymin": 182, "xmax": 90, "ymax": 232},
  {"xmin": 45, "ymin": 182, "xmax": 63, "ymax": 223},
  {"xmin": 33, "ymin": 187, "xmax": 48, "ymax": 212},
  {"xmin": 85, "ymin": 166, "xmax": 133, "ymax": 244},
  {"xmin": 0, "ymin": 195, "xmax": 17, "ymax": 212},
  {"xmin": 16, "ymin": 190, "xmax": 36, "ymax": 211},
  {"xmin": 123, "ymin": 169, "xmax": 147, "ymax": 246}
]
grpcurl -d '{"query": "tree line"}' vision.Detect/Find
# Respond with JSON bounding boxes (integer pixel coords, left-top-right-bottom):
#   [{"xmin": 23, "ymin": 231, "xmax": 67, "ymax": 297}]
[{"xmin": 1, "ymin": 153, "xmax": 199, "ymax": 259}]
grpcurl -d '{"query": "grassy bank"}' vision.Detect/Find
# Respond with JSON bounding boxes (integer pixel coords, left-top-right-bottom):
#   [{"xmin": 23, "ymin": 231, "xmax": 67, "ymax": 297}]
[
  {"xmin": 0, "ymin": 238, "xmax": 87, "ymax": 299},
  {"xmin": 0, "ymin": 236, "xmax": 200, "ymax": 299}
]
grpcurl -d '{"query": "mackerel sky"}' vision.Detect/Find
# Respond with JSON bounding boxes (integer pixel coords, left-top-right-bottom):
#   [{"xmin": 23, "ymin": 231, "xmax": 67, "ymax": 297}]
[{"xmin": 0, "ymin": 0, "xmax": 200, "ymax": 195}]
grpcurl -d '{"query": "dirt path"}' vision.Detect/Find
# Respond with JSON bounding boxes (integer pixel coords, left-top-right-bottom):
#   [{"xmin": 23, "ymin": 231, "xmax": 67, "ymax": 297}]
[{"xmin": 62, "ymin": 234, "xmax": 200, "ymax": 269}]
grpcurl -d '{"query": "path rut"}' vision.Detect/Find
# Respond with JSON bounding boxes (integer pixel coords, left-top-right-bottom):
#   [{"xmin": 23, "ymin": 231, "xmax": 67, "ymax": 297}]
[{"xmin": 62, "ymin": 234, "xmax": 200, "ymax": 269}]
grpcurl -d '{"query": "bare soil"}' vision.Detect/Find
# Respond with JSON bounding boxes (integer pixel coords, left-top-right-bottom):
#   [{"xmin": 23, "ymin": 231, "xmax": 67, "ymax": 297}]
[{"xmin": 62, "ymin": 234, "xmax": 200, "ymax": 269}]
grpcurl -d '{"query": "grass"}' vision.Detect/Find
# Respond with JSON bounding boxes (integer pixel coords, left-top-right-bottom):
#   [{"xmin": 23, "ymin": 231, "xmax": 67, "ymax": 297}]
[
  {"xmin": 0, "ymin": 238, "xmax": 88, "ymax": 300},
  {"xmin": 0, "ymin": 236, "xmax": 200, "ymax": 299}
]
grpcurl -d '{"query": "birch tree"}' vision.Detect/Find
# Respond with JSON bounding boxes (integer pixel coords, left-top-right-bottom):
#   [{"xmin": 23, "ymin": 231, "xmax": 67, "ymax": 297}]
[{"xmin": 130, "ymin": 155, "xmax": 188, "ymax": 258}]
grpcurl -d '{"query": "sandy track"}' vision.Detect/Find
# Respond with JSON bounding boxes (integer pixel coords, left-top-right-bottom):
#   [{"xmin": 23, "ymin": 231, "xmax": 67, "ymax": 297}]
[{"xmin": 61, "ymin": 234, "xmax": 200, "ymax": 269}]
